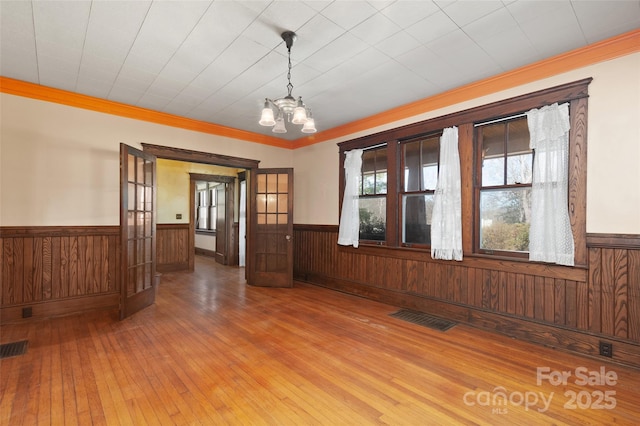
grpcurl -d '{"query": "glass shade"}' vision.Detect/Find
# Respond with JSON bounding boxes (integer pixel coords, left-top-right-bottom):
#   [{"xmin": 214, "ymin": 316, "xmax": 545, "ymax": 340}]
[
  {"xmin": 291, "ymin": 98, "xmax": 307, "ymax": 124},
  {"xmin": 259, "ymin": 102, "xmax": 276, "ymax": 126},
  {"xmin": 301, "ymin": 117, "xmax": 317, "ymax": 133},
  {"xmin": 272, "ymin": 115, "xmax": 287, "ymax": 133}
]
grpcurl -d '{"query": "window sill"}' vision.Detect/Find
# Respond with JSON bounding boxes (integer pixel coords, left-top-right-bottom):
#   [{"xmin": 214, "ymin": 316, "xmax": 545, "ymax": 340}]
[{"xmin": 336, "ymin": 243, "xmax": 586, "ymax": 277}]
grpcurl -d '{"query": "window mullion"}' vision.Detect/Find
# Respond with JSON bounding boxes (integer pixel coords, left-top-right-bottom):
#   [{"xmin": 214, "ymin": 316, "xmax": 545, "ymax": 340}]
[
  {"xmin": 503, "ymin": 123, "xmax": 508, "ymax": 185},
  {"xmin": 386, "ymin": 141, "xmax": 398, "ymax": 246},
  {"xmin": 417, "ymin": 140, "xmax": 421, "ymax": 191}
]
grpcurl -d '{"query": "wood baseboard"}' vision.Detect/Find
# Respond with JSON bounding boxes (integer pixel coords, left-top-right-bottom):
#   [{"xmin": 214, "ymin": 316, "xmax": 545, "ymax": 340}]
[
  {"xmin": 0, "ymin": 293, "xmax": 119, "ymax": 323},
  {"xmin": 297, "ymin": 272, "xmax": 640, "ymax": 370},
  {"xmin": 195, "ymin": 247, "xmax": 216, "ymax": 258},
  {"xmin": 157, "ymin": 262, "xmax": 190, "ymax": 273}
]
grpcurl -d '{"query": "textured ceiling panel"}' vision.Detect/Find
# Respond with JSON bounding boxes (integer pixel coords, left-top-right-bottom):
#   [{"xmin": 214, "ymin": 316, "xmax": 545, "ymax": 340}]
[{"xmin": 1, "ymin": 0, "xmax": 638, "ymax": 141}]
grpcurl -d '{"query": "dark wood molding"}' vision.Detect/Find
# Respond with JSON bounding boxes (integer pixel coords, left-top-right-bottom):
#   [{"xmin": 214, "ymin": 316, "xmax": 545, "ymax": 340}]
[
  {"xmin": 0, "ymin": 225, "xmax": 118, "ymax": 237},
  {"xmin": 157, "ymin": 262, "xmax": 190, "ymax": 273},
  {"xmin": 228, "ymin": 222, "xmax": 239, "ymax": 266},
  {"xmin": 157, "ymin": 222, "xmax": 193, "ymax": 271},
  {"xmin": 142, "ymin": 143, "xmax": 259, "ymax": 169},
  {"xmin": 157, "ymin": 224, "xmax": 190, "ymax": 273},
  {"xmin": 189, "ymin": 180, "xmax": 196, "ymax": 271},
  {"xmin": 157, "ymin": 223, "xmax": 190, "ymax": 230},
  {"xmin": 0, "ymin": 293, "xmax": 119, "ymax": 323},
  {"xmin": 336, "ymin": 239, "xmax": 587, "ymax": 281},
  {"xmin": 195, "ymin": 247, "xmax": 216, "ymax": 258},
  {"xmin": 569, "ymin": 96, "xmax": 588, "ymax": 266},
  {"xmin": 190, "ymin": 173, "xmax": 236, "ymax": 183},
  {"xmin": 587, "ymin": 233, "xmax": 640, "ymax": 249},
  {"xmin": 338, "ymin": 78, "xmax": 592, "ymax": 151},
  {"xmin": 1, "ymin": 227, "xmax": 121, "ymax": 309},
  {"xmin": 293, "ymin": 224, "xmax": 339, "ymax": 232}
]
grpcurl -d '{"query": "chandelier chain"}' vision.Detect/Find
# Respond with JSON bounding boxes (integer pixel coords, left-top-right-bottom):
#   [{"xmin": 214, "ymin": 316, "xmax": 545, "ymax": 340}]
[{"xmin": 286, "ymin": 46, "xmax": 293, "ymax": 96}]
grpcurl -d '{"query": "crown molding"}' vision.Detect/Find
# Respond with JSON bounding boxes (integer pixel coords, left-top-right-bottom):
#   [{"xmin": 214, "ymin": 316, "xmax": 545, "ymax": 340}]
[{"xmin": 1, "ymin": 30, "xmax": 638, "ymax": 151}]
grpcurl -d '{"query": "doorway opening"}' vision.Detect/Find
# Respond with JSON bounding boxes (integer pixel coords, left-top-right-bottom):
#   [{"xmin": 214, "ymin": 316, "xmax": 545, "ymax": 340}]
[
  {"xmin": 142, "ymin": 143, "xmax": 258, "ymax": 274},
  {"xmin": 191, "ymin": 172, "xmax": 239, "ymax": 266}
]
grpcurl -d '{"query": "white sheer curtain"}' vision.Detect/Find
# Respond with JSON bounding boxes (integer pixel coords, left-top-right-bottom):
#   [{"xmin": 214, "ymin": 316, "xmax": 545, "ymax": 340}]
[
  {"xmin": 527, "ymin": 102, "xmax": 574, "ymax": 266},
  {"xmin": 338, "ymin": 149, "xmax": 363, "ymax": 247},
  {"xmin": 431, "ymin": 126, "xmax": 462, "ymax": 261}
]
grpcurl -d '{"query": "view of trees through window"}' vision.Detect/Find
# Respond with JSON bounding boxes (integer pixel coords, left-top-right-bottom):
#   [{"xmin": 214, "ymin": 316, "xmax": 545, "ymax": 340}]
[
  {"xmin": 478, "ymin": 117, "xmax": 532, "ymax": 253},
  {"xmin": 339, "ymin": 80, "xmax": 587, "ymax": 263},
  {"xmin": 401, "ymin": 134, "xmax": 440, "ymax": 245},
  {"xmin": 359, "ymin": 146, "xmax": 387, "ymax": 241}
]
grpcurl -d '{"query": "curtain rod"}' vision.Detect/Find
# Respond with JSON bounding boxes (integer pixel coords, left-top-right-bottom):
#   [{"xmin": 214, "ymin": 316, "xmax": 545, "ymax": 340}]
[
  {"xmin": 474, "ymin": 112, "xmax": 527, "ymax": 127},
  {"xmin": 362, "ymin": 143, "xmax": 387, "ymax": 151},
  {"xmin": 474, "ymin": 102, "xmax": 569, "ymax": 127}
]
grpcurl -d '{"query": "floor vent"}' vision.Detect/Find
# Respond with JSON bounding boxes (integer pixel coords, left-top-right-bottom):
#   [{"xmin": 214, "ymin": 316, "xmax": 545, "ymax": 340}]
[
  {"xmin": 390, "ymin": 309, "xmax": 456, "ymax": 332},
  {"xmin": 0, "ymin": 340, "xmax": 28, "ymax": 359}
]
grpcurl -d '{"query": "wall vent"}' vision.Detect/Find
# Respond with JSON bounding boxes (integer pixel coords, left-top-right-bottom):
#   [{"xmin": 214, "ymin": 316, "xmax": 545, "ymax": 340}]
[
  {"xmin": 390, "ymin": 309, "xmax": 456, "ymax": 332},
  {"xmin": 0, "ymin": 340, "xmax": 28, "ymax": 359}
]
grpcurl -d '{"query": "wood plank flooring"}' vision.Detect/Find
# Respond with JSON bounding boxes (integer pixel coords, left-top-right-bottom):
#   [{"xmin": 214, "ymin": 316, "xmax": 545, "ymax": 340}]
[{"xmin": 1, "ymin": 255, "xmax": 639, "ymax": 425}]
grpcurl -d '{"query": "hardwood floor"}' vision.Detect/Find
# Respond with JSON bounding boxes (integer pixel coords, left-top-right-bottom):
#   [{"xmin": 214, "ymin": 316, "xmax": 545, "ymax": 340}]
[{"xmin": 1, "ymin": 255, "xmax": 639, "ymax": 425}]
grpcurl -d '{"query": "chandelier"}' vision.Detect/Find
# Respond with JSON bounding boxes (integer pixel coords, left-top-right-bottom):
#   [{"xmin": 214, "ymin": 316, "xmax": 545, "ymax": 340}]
[{"xmin": 259, "ymin": 31, "xmax": 316, "ymax": 134}]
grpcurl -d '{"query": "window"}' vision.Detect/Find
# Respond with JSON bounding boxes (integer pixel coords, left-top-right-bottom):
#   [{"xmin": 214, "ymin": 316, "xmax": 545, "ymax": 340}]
[
  {"xmin": 359, "ymin": 145, "xmax": 387, "ymax": 242},
  {"xmin": 338, "ymin": 78, "xmax": 588, "ymax": 265},
  {"xmin": 196, "ymin": 182, "xmax": 217, "ymax": 232},
  {"xmin": 400, "ymin": 133, "xmax": 440, "ymax": 246},
  {"xmin": 477, "ymin": 116, "xmax": 532, "ymax": 256}
]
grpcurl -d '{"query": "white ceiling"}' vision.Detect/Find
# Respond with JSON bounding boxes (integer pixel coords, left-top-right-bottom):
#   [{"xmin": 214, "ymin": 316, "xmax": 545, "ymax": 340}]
[{"xmin": 1, "ymin": 1, "xmax": 639, "ymax": 140}]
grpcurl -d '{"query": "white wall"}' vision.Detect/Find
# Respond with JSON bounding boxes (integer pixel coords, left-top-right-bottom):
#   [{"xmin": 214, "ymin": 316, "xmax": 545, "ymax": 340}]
[
  {"xmin": 156, "ymin": 158, "xmax": 238, "ymax": 225},
  {"xmin": 195, "ymin": 233, "xmax": 216, "ymax": 252},
  {"xmin": 0, "ymin": 95, "xmax": 292, "ymax": 226},
  {"xmin": 293, "ymin": 53, "xmax": 640, "ymax": 234},
  {"xmin": 1, "ymin": 53, "xmax": 638, "ymax": 233}
]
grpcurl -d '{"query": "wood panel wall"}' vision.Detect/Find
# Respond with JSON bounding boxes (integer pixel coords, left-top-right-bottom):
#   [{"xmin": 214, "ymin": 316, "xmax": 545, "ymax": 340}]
[
  {"xmin": 157, "ymin": 223, "xmax": 191, "ymax": 272},
  {"xmin": 0, "ymin": 226, "xmax": 120, "ymax": 321},
  {"xmin": 293, "ymin": 225, "xmax": 640, "ymax": 368}
]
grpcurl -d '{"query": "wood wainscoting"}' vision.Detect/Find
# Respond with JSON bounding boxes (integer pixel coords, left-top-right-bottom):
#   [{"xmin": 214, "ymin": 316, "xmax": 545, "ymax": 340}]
[
  {"xmin": 157, "ymin": 223, "xmax": 191, "ymax": 272},
  {"xmin": 293, "ymin": 225, "xmax": 640, "ymax": 369},
  {"xmin": 0, "ymin": 226, "xmax": 120, "ymax": 322}
]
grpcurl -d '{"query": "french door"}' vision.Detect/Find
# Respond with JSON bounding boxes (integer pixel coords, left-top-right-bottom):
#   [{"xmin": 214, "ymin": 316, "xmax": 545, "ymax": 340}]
[
  {"xmin": 247, "ymin": 168, "xmax": 293, "ymax": 287},
  {"xmin": 120, "ymin": 144, "xmax": 157, "ymax": 319}
]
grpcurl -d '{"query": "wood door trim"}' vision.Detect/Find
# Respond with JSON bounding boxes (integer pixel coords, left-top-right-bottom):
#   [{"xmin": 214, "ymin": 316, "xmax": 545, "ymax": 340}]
[
  {"xmin": 189, "ymin": 173, "xmax": 235, "ymax": 183},
  {"xmin": 189, "ymin": 180, "xmax": 196, "ymax": 271},
  {"xmin": 0, "ymin": 225, "xmax": 119, "ymax": 237},
  {"xmin": 190, "ymin": 175, "xmax": 236, "ymax": 268},
  {"xmin": 143, "ymin": 144, "xmax": 259, "ymax": 272},
  {"xmin": 142, "ymin": 143, "xmax": 259, "ymax": 169}
]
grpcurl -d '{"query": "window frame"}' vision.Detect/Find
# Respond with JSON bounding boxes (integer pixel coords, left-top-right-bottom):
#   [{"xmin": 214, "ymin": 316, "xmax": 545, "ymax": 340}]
[
  {"xmin": 475, "ymin": 115, "xmax": 533, "ymax": 258},
  {"xmin": 196, "ymin": 182, "xmax": 218, "ymax": 234},
  {"xmin": 398, "ymin": 131, "xmax": 442, "ymax": 248},
  {"xmin": 358, "ymin": 144, "xmax": 389, "ymax": 244},
  {"xmin": 338, "ymin": 78, "xmax": 590, "ymax": 267}
]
